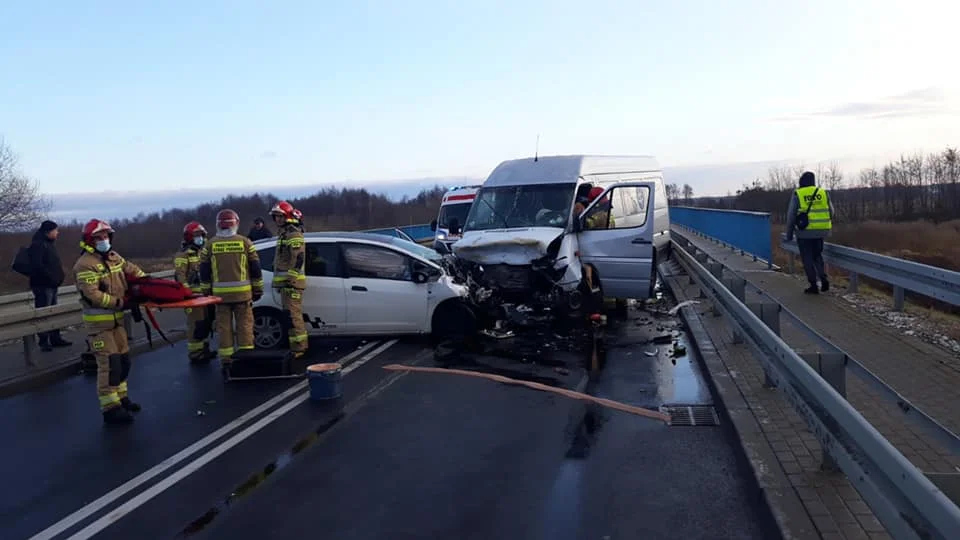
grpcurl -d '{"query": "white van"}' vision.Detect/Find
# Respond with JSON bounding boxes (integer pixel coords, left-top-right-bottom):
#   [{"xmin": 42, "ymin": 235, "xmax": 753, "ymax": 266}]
[
  {"xmin": 451, "ymin": 155, "xmax": 670, "ymax": 313},
  {"xmin": 429, "ymin": 185, "xmax": 481, "ymax": 253}
]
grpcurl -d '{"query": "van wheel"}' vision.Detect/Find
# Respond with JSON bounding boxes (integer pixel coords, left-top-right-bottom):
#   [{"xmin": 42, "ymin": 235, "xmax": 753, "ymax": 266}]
[{"xmin": 253, "ymin": 308, "xmax": 287, "ymax": 350}]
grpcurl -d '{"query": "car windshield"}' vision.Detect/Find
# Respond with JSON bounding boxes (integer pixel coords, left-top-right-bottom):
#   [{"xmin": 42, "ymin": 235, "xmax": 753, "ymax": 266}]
[
  {"xmin": 387, "ymin": 237, "xmax": 443, "ymax": 263},
  {"xmin": 437, "ymin": 202, "xmax": 472, "ymax": 229},
  {"xmin": 464, "ymin": 183, "xmax": 576, "ymax": 231}
]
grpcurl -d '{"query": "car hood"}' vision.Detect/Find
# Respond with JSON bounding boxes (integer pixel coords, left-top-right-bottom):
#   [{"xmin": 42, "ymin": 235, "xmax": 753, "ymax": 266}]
[{"xmin": 452, "ymin": 227, "xmax": 564, "ymax": 266}]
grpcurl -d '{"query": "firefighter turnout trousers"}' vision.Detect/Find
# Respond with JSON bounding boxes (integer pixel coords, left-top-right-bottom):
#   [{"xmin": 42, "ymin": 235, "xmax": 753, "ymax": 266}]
[
  {"xmin": 282, "ymin": 288, "xmax": 308, "ymax": 353},
  {"xmin": 89, "ymin": 325, "xmax": 132, "ymax": 412},
  {"xmin": 185, "ymin": 306, "xmax": 214, "ymax": 362},
  {"xmin": 216, "ymin": 301, "xmax": 254, "ymax": 364}
]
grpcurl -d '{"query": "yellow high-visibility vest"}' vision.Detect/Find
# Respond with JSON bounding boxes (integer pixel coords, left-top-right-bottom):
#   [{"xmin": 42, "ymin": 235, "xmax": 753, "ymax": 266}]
[{"xmin": 795, "ymin": 186, "xmax": 832, "ymax": 231}]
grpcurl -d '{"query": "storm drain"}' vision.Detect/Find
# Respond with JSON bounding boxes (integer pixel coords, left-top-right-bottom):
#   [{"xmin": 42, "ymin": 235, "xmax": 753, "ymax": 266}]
[{"xmin": 660, "ymin": 405, "xmax": 720, "ymax": 427}]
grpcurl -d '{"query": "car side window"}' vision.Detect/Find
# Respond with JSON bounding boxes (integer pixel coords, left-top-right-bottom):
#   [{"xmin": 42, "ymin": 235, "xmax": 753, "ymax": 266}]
[
  {"xmin": 305, "ymin": 243, "xmax": 342, "ymax": 277},
  {"xmin": 257, "ymin": 246, "xmax": 276, "ymax": 272},
  {"xmin": 341, "ymin": 243, "xmax": 412, "ymax": 281},
  {"xmin": 583, "ymin": 186, "xmax": 651, "ymax": 230}
]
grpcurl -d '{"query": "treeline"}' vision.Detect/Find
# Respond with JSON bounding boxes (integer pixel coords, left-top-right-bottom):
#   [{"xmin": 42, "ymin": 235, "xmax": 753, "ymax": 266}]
[
  {"xmin": 671, "ymin": 147, "xmax": 960, "ymax": 224},
  {"xmin": 0, "ymin": 185, "xmax": 447, "ymax": 293}
]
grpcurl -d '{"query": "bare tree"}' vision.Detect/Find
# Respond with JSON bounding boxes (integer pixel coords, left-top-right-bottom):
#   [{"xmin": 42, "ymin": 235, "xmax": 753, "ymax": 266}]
[
  {"xmin": 682, "ymin": 183, "xmax": 694, "ymax": 204},
  {"xmin": 0, "ymin": 138, "xmax": 50, "ymax": 232},
  {"xmin": 665, "ymin": 183, "xmax": 680, "ymax": 204},
  {"xmin": 822, "ymin": 161, "xmax": 845, "ymax": 190}
]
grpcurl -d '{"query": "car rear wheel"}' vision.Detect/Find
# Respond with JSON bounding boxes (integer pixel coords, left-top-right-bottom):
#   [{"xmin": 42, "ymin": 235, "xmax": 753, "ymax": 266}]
[{"xmin": 253, "ymin": 308, "xmax": 287, "ymax": 350}]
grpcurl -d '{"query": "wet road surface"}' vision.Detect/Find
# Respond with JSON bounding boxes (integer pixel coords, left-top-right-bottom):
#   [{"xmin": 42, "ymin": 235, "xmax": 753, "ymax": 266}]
[{"xmin": 3, "ymin": 291, "xmax": 777, "ymax": 540}]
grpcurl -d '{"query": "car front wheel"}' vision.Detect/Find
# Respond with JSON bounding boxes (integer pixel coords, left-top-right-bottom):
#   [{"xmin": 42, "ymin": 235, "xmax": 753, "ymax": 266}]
[{"xmin": 253, "ymin": 308, "xmax": 287, "ymax": 350}]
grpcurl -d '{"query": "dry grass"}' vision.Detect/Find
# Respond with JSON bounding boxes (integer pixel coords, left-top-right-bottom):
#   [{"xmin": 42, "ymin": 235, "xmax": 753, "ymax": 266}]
[{"xmin": 770, "ymin": 220, "xmax": 960, "ymax": 338}]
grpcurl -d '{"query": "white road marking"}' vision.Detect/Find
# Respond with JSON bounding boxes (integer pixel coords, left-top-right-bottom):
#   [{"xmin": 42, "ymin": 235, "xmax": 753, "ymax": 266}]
[
  {"xmin": 63, "ymin": 338, "xmax": 399, "ymax": 540},
  {"xmin": 29, "ymin": 340, "xmax": 383, "ymax": 540}
]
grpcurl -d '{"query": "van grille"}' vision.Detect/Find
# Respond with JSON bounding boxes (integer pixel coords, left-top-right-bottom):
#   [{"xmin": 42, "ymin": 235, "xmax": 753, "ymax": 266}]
[{"xmin": 482, "ymin": 264, "xmax": 531, "ymax": 291}]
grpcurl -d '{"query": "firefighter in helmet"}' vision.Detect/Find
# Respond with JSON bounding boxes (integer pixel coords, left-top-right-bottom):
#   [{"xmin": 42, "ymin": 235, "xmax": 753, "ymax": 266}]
[
  {"xmin": 73, "ymin": 219, "xmax": 147, "ymax": 424},
  {"xmin": 199, "ymin": 209, "xmax": 264, "ymax": 372},
  {"xmin": 175, "ymin": 221, "xmax": 216, "ymax": 364},
  {"xmin": 270, "ymin": 201, "xmax": 308, "ymax": 358}
]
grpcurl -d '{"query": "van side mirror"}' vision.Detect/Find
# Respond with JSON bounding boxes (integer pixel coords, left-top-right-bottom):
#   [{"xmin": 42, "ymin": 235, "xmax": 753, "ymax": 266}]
[{"xmin": 430, "ymin": 219, "xmax": 437, "ymax": 232}]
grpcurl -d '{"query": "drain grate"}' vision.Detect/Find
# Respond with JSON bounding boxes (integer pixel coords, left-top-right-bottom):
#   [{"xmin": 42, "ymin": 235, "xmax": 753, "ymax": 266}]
[{"xmin": 661, "ymin": 404, "xmax": 720, "ymax": 426}]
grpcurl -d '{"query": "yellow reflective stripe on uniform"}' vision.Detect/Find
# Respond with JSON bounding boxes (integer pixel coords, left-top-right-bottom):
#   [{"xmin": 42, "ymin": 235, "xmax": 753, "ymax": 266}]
[
  {"xmin": 218, "ymin": 346, "xmax": 235, "ymax": 357},
  {"xmin": 289, "ymin": 332, "xmax": 308, "ymax": 343},
  {"xmin": 212, "ymin": 280, "xmax": 252, "ymax": 294},
  {"xmin": 247, "ymin": 244, "xmax": 257, "ymax": 254},
  {"xmin": 83, "ymin": 312, "xmax": 123, "ymax": 323},
  {"xmin": 190, "ymin": 286, "xmax": 204, "ymax": 293},
  {"xmin": 175, "ymin": 257, "xmax": 188, "ymax": 266},
  {"xmin": 99, "ymin": 392, "xmax": 121, "ymax": 409},
  {"xmin": 237, "ymin": 345, "xmax": 254, "ymax": 351},
  {"xmin": 187, "ymin": 341, "xmax": 205, "ymax": 351},
  {"xmin": 100, "ymin": 293, "xmax": 114, "ymax": 308},
  {"xmin": 251, "ymin": 279, "xmax": 264, "ymax": 288},
  {"xmin": 117, "ymin": 381, "xmax": 128, "ymax": 397}
]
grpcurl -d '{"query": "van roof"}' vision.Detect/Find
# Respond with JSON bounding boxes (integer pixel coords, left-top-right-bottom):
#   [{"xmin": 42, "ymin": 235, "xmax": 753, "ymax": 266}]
[{"xmin": 482, "ymin": 154, "xmax": 661, "ymax": 188}]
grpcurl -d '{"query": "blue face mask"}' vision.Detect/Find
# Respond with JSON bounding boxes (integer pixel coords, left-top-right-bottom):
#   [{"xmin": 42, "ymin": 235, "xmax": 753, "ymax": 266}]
[
  {"xmin": 193, "ymin": 236, "xmax": 205, "ymax": 247},
  {"xmin": 95, "ymin": 239, "xmax": 110, "ymax": 253}
]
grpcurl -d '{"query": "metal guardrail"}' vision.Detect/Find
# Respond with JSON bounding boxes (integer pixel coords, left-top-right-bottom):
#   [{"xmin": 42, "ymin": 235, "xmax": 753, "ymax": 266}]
[
  {"xmin": 670, "ymin": 235, "xmax": 960, "ymax": 539},
  {"xmin": 780, "ymin": 238, "xmax": 960, "ymax": 311}
]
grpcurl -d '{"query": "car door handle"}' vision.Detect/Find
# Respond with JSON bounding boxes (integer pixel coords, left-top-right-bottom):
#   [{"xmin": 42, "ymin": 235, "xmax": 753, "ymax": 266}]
[
  {"xmin": 631, "ymin": 238, "xmax": 652, "ymax": 245},
  {"xmin": 351, "ymin": 285, "xmax": 368, "ymax": 292}
]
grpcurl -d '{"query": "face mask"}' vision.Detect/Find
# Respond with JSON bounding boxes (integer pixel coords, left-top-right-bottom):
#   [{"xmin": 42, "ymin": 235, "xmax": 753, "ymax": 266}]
[
  {"xmin": 193, "ymin": 237, "xmax": 205, "ymax": 247},
  {"xmin": 95, "ymin": 239, "xmax": 111, "ymax": 253}
]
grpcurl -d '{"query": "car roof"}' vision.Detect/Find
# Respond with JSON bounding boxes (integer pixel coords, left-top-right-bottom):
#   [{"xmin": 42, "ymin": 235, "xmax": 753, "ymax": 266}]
[
  {"xmin": 252, "ymin": 231, "xmax": 418, "ymax": 249},
  {"xmin": 482, "ymin": 154, "xmax": 661, "ymax": 187}
]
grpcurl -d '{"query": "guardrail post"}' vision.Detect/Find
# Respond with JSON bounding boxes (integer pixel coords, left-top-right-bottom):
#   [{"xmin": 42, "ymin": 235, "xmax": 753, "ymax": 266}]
[
  {"xmin": 695, "ymin": 251, "xmax": 708, "ymax": 265},
  {"xmin": 893, "ymin": 286, "xmax": 905, "ymax": 312},
  {"xmin": 848, "ymin": 272, "xmax": 859, "ymax": 293},
  {"xmin": 748, "ymin": 302, "xmax": 781, "ymax": 388},
  {"xmin": 706, "ymin": 262, "xmax": 723, "ymax": 316},
  {"xmin": 799, "ymin": 352, "xmax": 846, "ymax": 472},
  {"xmin": 23, "ymin": 337, "xmax": 38, "ymax": 368},
  {"xmin": 723, "ymin": 277, "xmax": 746, "ymax": 343}
]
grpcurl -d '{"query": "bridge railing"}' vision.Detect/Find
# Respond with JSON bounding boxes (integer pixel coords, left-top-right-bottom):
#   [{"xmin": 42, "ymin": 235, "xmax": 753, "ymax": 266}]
[
  {"xmin": 669, "ymin": 206, "xmax": 773, "ymax": 268},
  {"xmin": 671, "ymin": 205, "xmax": 960, "ymax": 311},
  {"xmin": 1, "ymin": 223, "xmax": 435, "ymax": 365}
]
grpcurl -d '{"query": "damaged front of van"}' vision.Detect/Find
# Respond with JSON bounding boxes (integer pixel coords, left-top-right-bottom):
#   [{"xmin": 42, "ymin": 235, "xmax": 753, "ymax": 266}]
[{"xmin": 450, "ymin": 163, "xmax": 588, "ymax": 321}]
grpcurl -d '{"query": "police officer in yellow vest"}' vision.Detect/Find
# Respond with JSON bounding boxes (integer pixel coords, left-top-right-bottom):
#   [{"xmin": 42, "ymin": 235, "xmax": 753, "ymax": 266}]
[{"xmin": 785, "ymin": 171, "xmax": 834, "ymax": 294}]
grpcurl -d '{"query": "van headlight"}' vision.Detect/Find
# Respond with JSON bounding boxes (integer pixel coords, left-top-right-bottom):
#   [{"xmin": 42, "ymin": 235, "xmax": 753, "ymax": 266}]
[{"xmin": 436, "ymin": 232, "xmax": 447, "ymax": 240}]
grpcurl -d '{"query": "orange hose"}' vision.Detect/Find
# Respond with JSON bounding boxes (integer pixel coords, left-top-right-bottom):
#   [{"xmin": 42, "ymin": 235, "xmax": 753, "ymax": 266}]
[{"xmin": 382, "ymin": 364, "xmax": 671, "ymax": 423}]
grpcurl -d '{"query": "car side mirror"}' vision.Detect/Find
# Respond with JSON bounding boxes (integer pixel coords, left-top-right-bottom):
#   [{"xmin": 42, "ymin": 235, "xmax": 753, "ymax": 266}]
[
  {"xmin": 413, "ymin": 271, "xmax": 429, "ymax": 284},
  {"xmin": 430, "ymin": 219, "xmax": 438, "ymax": 232}
]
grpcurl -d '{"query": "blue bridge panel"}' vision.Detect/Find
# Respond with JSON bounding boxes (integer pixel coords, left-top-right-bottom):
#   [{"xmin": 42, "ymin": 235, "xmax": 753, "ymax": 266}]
[{"xmin": 670, "ymin": 206, "xmax": 773, "ymax": 265}]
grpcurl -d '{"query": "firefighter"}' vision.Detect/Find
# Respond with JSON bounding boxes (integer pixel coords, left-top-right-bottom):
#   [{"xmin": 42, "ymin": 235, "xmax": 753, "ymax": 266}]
[
  {"xmin": 175, "ymin": 221, "xmax": 216, "ymax": 363},
  {"xmin": 269, "ymin": 201, "xmax": 308, "ymax": 358},
  {"xmin": 199, "ymin": 209, "xmax": 264, "ymax": 372},
  {"xmin": 73, "ymin": 219, "xmax": 147, "ymax": 424}
]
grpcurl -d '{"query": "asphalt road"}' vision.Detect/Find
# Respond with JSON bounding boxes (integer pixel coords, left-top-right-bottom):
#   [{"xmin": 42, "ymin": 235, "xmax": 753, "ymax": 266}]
[{"xmin": 2, "ymin": 297, "xmax": 777, "ymax": 540}]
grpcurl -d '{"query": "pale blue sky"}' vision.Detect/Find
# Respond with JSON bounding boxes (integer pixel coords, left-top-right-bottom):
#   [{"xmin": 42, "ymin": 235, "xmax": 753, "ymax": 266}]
[{"xmin": 1, "ymin": 0, "xmax": 957, "ymax": 202}]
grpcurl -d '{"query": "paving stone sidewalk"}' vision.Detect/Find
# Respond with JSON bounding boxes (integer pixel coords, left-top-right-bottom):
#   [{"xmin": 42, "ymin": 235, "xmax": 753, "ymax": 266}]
[{"xmin": 662, "ymin": 260, "xmax": 892, "ymax": 540}]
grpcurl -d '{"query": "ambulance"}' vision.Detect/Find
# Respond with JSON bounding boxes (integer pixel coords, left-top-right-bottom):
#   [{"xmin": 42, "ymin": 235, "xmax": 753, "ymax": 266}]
[{"xmin": 430, "ymin": 185, "xmax": 481, "ymax": 253}]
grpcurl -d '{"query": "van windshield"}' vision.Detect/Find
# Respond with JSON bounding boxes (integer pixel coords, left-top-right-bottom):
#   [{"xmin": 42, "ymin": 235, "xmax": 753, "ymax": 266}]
[
  {"xmin": 437, "ymin": 202, "xmax": 472, "ymax": 230},
  {"xmin": 464, "ymin": 183, "xmax": 577, "ymax": 231}
]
